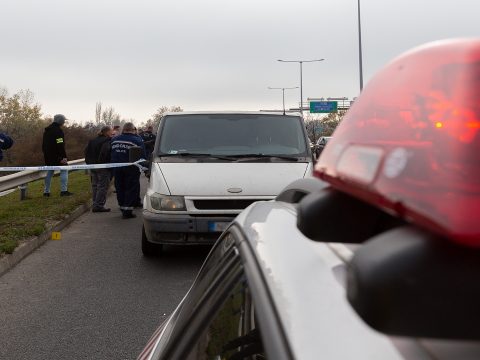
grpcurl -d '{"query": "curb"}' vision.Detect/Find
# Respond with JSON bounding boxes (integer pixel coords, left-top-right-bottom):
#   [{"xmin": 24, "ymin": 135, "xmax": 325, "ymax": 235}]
[{"xmin": 0, "ymin": 201, "xmax": 91, "ymax": 277}]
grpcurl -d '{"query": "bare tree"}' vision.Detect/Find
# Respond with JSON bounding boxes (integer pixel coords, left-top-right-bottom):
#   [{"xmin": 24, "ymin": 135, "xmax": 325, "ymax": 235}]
[
  {"xmin": 95, "ymin": 102, "xmax": 102, "ymax": 125},
  {"xmin": 304, "ymin": 110, "xmax": 347, "ymax": 142},
  {"xmin": 101, "ymin": 106, "xmax": 121, "ymax": 126},
  {"xmin": 0, "ymin": 88, "xmax": 44, "ymax": 165},
  {"xmin": 151, "ymin": 105, "xmax": 183, "ymax": 128}
]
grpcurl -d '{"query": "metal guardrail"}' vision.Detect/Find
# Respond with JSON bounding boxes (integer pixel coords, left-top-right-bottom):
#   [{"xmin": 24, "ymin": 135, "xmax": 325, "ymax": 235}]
[{"xmin": 0, "ymin": 159, "xmax": 86, "ymax": 199}]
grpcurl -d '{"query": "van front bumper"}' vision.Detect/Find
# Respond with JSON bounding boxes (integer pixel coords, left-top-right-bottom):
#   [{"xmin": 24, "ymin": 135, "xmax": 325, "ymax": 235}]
[{"xmin": 142, "ymin": 210, "xmax": 236, "ymax": 245}]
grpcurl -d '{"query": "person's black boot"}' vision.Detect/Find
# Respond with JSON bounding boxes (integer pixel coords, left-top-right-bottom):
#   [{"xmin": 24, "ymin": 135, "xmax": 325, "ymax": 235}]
[{"xmin": 122, "ymin": 210, "xmax": 136, "ymax": 219}]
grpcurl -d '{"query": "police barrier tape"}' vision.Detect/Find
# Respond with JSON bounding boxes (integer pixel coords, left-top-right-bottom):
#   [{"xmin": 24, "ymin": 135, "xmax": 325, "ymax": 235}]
[
  {"xmin": 0, "ymin": 159, "xmax": 148, "ymax": 197},
  {"xmin": 0, "ymin": 159, "xmax": 148, "ymax": 172}
]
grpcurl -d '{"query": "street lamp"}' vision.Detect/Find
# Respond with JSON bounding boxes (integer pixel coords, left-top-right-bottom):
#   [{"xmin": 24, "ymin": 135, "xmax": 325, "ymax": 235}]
[
  {"xmin": 267, "ymin": 86, "xmax": 299, "ymax": 114},
  {"xmin": 277, "ymin": 58, "xmax": 325, "ymax": 116},
  {"xmin": 357, "ymin": 0, "xmax": 364, "ymax": 91}
]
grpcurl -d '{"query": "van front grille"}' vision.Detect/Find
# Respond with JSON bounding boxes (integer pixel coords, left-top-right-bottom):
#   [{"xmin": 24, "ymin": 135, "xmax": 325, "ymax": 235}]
[{"xmin": 193, "ymin": 199, "xmax": 258, "ymax": 210}]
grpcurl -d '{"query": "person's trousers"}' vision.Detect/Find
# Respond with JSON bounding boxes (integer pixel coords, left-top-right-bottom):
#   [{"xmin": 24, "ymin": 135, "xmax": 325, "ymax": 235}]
[
  {"xmin": 91, "ymin": 169, "xmax": 111, "ymax": 209},
  {"xmin": 44, "ymin": 169, "xmax": 68, "ymax": 193},
  {"xmin": 135, "ymin": 174, "xmax": 142, "ymax": 206},
  {"xmin": 113, "ymin": 167, "xmax": 140, "ymax": 212}
]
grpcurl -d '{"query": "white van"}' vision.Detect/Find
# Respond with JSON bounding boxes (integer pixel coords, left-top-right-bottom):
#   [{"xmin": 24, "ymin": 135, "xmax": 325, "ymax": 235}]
[{"xmin": 142, "ymin": 111, "xmax": 313, "ymax": 255}]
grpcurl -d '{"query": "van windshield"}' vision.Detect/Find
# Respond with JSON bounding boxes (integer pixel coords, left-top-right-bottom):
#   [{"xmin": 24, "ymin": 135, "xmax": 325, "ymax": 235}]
[{"xmin": 158, "ymin": 114, "xmax": 308, "ymax": 157}]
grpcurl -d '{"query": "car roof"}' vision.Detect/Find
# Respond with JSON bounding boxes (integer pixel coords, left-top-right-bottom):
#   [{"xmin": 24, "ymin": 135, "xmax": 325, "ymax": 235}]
[{"xmin": 233, "ymin": 200, "xmax": 480, "ymax": 360}]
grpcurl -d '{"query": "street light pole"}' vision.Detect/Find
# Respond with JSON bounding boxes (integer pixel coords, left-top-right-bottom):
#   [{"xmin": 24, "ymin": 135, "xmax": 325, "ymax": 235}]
[
  {"xmin": 277, "ymin": 59, "xmax": 325, "ymax": 117},
  {"xmin": 300, "ymin": 62, "xmax": 303, "ymax": 115},
  {"xmin": 357, "ymin": 0, "xmax": 364, "ymax": 91},
  {"xmin": 268, "ymin": 86, "xmax": 299, "ymax": 114}
]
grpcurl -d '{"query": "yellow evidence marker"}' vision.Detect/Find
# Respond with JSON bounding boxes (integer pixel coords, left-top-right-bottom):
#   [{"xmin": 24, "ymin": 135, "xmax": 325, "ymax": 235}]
[{"xmin": 51, "ymin": 232, "xmax": 61, "ymax": 240}]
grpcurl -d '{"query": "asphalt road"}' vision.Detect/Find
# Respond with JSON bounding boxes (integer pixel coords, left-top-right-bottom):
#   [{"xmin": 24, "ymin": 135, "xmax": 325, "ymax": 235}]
[{"xmin": 0, "ymin": 177, "xmax": 210, "ymax": 360}]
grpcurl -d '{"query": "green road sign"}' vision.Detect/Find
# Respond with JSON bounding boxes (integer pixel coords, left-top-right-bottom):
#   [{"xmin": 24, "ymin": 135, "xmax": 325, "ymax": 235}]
[{"xmin": 310, "ymin": 101, "xmax": 338, "ymax": 113}]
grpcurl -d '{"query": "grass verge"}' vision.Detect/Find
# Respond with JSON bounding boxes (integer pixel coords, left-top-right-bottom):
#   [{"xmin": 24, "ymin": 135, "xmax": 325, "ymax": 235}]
[{"xmin": 0, "ymin": 171, "xmax": 92, "ymax": 254}]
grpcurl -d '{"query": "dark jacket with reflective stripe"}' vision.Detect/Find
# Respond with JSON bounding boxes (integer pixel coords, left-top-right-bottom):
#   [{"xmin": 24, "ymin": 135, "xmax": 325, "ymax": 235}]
[{"xmin": 42, "ymin": 123, "xmax": 67, "ymax": 165}]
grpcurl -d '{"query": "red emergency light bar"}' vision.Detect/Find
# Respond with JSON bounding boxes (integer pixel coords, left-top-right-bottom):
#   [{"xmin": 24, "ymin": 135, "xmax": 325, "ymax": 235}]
[{"xmin": 315, "ymin": 39, "xmax": 480, "ymax": 247}]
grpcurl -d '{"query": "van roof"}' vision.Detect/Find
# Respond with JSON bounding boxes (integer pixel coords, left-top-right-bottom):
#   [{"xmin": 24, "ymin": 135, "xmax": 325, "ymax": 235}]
[{"xmin": 163, "ymin": 111, "xmax": 302, "ymax": 117}]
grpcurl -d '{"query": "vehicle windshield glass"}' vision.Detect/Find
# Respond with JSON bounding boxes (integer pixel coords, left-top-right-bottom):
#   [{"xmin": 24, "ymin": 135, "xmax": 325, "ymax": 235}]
[{"xmin": 158, "ymin": 114, "xmax": 308, "ymax": 156}]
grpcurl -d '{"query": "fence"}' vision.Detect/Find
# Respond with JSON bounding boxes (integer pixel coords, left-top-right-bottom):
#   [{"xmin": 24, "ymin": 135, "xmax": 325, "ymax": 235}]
[{"xmin": 0, "ymin": 159, "xmax": 85, "ymax": 199}]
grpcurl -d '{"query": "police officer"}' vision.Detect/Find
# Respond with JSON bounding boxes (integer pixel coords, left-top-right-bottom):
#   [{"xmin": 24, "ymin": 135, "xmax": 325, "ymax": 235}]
[{"xmin": 110, "ymin": 122, "xmax": 146, "ymax": 219}]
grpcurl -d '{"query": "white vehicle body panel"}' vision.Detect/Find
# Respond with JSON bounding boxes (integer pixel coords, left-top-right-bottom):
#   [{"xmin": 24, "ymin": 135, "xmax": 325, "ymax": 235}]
[
  {"xmin": 155, "ymin": 162, "xmax": 310, "ymax": 196},
  {"xmin": 234, "ymin": 201, "xmax": 480, "ymax": 360}
]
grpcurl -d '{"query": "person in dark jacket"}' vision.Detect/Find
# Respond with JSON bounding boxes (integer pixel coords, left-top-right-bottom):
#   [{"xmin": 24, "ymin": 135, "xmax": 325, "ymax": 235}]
[
  {"xmin": 140, "ymin": 125, "xmax": 156, "ymax": 156},
  {"xmin": 42, "ymin": 114, "xmax": 73, "ymax": 197},
  {"xmin": 140, "ymin": 125, "xmax": 156, "ymax": 178},
  {"xmin": 110, "ymin": 122, "xmax": 146, "ymax": 219},
  {"xmin": 84, "ymin": 126, "xmax": 113, "ymax": 212},
  {"xmin": 0, "ymin": 132, "xmax": 14, "ymax": 162}
]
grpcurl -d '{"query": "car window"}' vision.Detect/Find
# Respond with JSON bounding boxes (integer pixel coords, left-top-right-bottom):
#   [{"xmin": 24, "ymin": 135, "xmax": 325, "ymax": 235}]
[
  {"xmin": 150, "ymin": 234, "xmax": 238, "ymax": 358},
  {"xmin": 158, "ymin": 229, "xmax": 270, "ymax": 360},
  {"xmin": 185, "ymin": 276, "xmax": 266, "ymax": 360},
  {"xmin": 178, "ymin": 233, "xmax": 238, "ymax": 321},
  {"xmin": 185, "ymin": 233, "xmax": 236, "ymax": 288},
  {"xmin": 158, "ymin": 114, "xmax": 307, "ymax": 156}
]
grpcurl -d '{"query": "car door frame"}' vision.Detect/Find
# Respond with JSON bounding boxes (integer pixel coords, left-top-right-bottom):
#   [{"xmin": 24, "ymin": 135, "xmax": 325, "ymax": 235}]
[{"xmin": 155, "ymin": 224, "xmax": 294, "ymax": 360}]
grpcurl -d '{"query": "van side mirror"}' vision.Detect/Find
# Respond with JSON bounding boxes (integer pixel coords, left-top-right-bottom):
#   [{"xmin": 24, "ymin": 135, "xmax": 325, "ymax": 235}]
[{"xmin": 129, "ymin": 146, "xmax": 142, "ymax": 162}]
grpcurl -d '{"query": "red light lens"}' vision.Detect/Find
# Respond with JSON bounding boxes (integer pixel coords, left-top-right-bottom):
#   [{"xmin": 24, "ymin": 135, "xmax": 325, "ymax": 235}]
[{"xmin": 315, "ymin": 39, "xmax": 480, "ymax": 247}]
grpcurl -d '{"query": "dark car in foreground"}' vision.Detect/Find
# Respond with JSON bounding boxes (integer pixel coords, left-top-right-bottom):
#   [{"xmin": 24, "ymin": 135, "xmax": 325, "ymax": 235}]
[{"xmin": 138, "ymin": 39, "xmax": 480, "ymax": 360}]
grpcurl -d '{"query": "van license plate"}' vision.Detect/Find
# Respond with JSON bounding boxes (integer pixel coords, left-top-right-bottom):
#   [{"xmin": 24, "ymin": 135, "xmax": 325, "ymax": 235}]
[{"xmin": 208, "ymin": 221, "xmax": 229, "ymax": 232}]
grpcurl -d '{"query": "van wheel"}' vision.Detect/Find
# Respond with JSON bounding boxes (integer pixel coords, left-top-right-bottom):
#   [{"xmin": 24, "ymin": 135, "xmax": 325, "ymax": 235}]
[{"xmin": 142, "ymin": 225, "xmax": 163, "ymax": 257}]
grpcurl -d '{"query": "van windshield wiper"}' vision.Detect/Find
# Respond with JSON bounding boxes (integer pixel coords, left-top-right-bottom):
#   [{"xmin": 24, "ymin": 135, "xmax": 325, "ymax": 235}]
[
  {"xmin": 160, "ymin": 152, "xmax": 236, "ymax": 161},
  {"xmin": 227, "ymin": 154, "xmax": 299, "ymax": 162}
]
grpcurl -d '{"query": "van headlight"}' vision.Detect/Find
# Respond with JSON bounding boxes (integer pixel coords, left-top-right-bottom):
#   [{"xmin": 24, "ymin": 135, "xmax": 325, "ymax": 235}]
[{"xmin": 150, "ymin": 194, "xmax": 186, "ymax": 211}]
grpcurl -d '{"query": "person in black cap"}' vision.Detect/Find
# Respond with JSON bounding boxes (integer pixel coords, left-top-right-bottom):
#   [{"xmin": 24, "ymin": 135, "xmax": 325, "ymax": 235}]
[{"xmin": 42, "ymin": 114, "xmax": 73, "ymax": 197}]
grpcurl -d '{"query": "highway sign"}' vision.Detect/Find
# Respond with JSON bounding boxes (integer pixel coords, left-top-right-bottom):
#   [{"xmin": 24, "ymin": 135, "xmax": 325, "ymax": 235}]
[{"xmin": 309, "ymin": 101, "xmax": 338, "ymax": 113}]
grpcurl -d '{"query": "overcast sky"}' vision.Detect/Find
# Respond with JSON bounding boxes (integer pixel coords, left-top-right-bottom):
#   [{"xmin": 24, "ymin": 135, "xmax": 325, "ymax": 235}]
[{"xmin": 1, "ymin": 0, "xmax": 479, "ymax": 124}]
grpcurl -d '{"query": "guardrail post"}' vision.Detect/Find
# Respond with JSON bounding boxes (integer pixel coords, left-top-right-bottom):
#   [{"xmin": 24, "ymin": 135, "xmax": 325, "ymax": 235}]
[{"xmin": 19, "ymin": 184, "xmax": 28, "ymax": 200}]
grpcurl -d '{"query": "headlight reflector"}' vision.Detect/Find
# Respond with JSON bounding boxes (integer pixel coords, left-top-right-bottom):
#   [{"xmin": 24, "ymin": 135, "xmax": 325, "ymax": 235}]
[{"xmin": 150, "ymin": 194, "xmax": 186, "ymax": 211}]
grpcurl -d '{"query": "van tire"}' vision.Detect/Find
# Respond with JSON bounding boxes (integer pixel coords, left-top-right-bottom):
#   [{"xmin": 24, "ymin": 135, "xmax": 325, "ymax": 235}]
[{"xmin": 142, "ymin": 225, "xmax": 163, "ymax": 257}]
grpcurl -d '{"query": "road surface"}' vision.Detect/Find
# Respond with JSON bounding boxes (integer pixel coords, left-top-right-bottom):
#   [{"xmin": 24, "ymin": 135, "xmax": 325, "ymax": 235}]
[{"xmin": 0, "ymin": 177, "xmax": 210, "ymax": 359}]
